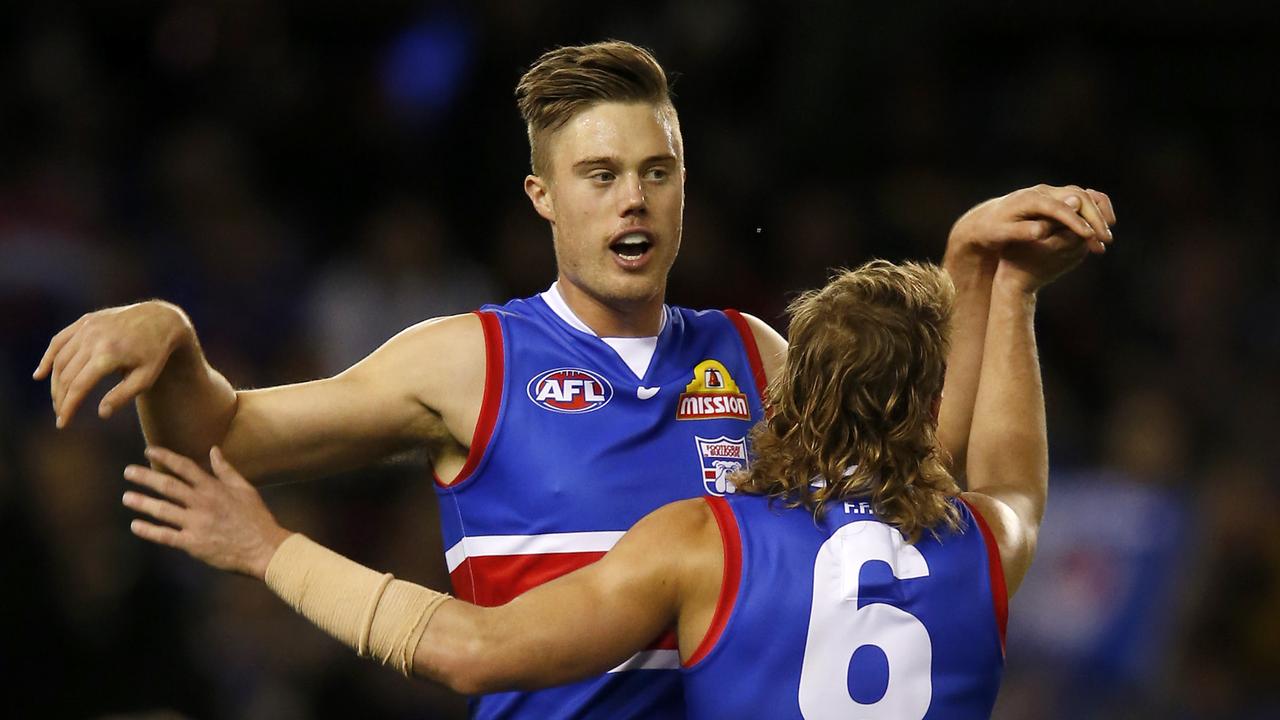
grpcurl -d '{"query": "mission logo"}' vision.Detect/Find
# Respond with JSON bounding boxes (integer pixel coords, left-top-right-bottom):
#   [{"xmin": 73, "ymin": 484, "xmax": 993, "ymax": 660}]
[
  {"xmin": 676, "ymin": 359, "xmax": 751, "ymax": 421},
  {"xmin": 527, "ymin": 367, "xmax": 613, "ymax": 414}
]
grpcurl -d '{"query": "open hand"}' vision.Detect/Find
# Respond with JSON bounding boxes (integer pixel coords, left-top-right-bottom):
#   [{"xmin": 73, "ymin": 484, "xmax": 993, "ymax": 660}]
[{"xmin": 122, "ymin": 446, "xmax": 291, "ymax": 580}]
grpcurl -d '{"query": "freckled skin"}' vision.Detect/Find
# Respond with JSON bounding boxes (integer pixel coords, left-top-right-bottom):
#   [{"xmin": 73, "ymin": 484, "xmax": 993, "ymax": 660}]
[{"xmin": 524, "ymin": 102, "xmax": 686, "ymax": 337}]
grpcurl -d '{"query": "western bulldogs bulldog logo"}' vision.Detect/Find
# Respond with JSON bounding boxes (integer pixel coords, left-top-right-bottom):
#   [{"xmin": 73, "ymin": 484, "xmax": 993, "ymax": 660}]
[
  {"xmin": 696, "ymin": 435, "xmax": 747, "ymax": 496},
  {"xmin": 527, "ymin": 367, "xmax": 613, "ymax": 414}
]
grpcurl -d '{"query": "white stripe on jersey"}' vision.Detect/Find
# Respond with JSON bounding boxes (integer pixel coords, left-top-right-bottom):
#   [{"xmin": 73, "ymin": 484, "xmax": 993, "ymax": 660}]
[
  {"xmin": 609, "ymin": 649, "xmax": 682, "ymax": 673},
  {"xmin": 445, "ymin": 531, "xmax": 626, "ymax": 572}
]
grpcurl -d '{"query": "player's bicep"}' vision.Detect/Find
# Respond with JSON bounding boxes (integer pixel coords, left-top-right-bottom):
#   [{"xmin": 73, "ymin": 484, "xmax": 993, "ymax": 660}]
[
  {"xmin": 448, "ymin": 504, "xmax": 696, "ymax": 692},
  {"xmin": 221, "ymin": 314, "xmax": 483, "ymax": 482},
  {"xmin": 497, "ymin": 527, "xmax": 680, "ymax": 686}
]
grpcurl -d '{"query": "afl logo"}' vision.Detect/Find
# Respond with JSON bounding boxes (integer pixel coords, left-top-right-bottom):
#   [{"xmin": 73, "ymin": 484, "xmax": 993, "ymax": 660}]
[{"xmin": 527, "ymin": 367, "xmax": 614, "ymax": 414}]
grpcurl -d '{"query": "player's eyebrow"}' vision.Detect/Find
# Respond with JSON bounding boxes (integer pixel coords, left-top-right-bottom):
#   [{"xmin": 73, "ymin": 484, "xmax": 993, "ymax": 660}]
[
  {"xmin": 572, "ymin": 153, "xmax": 678, "ymax": 171},
  {"xmin": 572, "ymin": 156, "xmax": 617, "ymax": 170}
]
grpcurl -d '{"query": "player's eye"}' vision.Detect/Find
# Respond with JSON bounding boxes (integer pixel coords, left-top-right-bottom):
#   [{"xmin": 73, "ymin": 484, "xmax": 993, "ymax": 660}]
[
  {"xmin": 645, "ymin": 167, "xmax": 669, "ymax": 182},
  {"xmin": 590, "ymin": 171, "xmax": 616, "ymax": 184}
]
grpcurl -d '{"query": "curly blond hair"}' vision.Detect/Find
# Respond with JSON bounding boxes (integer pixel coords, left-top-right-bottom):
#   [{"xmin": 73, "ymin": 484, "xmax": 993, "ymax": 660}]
[{"xmin": 734, "ymin": 260, "xmax": 961, "ymax": 542}]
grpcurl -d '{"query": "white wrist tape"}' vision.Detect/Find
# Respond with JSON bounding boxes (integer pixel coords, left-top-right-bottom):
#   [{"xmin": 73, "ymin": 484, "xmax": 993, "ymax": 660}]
[{"xmin": 265, "ymin": 533, "xmax": 451, "ymax": 677}]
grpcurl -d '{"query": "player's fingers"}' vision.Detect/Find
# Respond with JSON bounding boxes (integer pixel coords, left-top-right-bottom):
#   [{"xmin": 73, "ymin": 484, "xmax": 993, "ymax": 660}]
[
  {"xmin": 209, "ymin": 446, "xmax": 250, "ymax": 488},
  {"xmin": 99, "ymin": 366, "xmax": 160, "ymax": 419},
  {"xmin": 1010, "ymin": 220, "xmax": 1053, "ymax": 243},
  {"xmin": 58, "ymin": 354, "xmax": 116, "ymax": 429},
  {"xmin": 1059, "ymin": 185, "xmax": 1111, "ymax": 242},
  {"xmin": 123, "ymin": 464, "xmax": 196, "ymax": 505},
  {"xmin": 1024, "ymin": 192, "xmax": 1096, "ymax": 239},
  {"xmin": 49, "ymin": 342, "xmax": 86, "ymax": 402},
  {"xmin": 1086, "ymin": 189, "xmax": 1117, "ymax": 227},
  {"xmin": 34, "ymin": 318, "xmax": 83, "ymax": 380},
  {"xmin": 145, "ymin": 446, "xmax": 212, "ymax": 486},
  {"xmin": 123, "ymin": 490, "xmax": 187, "ymax": 528},
  {"xmin": 52, "ymin": 348, "xmax": 95, "ymax": 426},
  {"xmin": 50, "ymin": 328, "xmax": 91, "ymax": 386},
  {"xmin": 129, "ymin": 518, "xmax": 186, "ymax": 550}
]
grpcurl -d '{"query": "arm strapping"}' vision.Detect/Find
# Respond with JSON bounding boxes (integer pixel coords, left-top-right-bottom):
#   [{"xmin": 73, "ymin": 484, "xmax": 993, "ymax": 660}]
[{"xmin": 265, "ymin": 533, "xmax": 451, "ymax": 677}]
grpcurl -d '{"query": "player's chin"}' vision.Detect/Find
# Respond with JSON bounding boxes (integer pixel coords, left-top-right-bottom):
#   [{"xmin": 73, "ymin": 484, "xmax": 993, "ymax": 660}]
[{"xmin": 600, "ymin": 272, "xmax": 666, "ymax": 304}]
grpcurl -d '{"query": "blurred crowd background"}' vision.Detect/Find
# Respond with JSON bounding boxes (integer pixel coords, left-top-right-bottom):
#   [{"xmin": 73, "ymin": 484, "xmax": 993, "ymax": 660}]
[{"xmin": 3, "ymin": 2, "xmax": 1278, "ymax": 719}]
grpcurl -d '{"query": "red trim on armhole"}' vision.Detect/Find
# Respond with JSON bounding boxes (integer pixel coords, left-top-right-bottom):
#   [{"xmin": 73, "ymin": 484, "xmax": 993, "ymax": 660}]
[
  {"xmin": 723, "ymin": 309, "xmax": 769, "ymax": 403},
  {"xmin": 435, "ymin": 311, "xmax": 504, "ymax": 488},
  {"xmin": 684, "ymin": 496, "xmax": 743, "ymax": 668},
  {"xmin": 961, "ymin": 497, "xmax": 1009, "ymax": 654}
]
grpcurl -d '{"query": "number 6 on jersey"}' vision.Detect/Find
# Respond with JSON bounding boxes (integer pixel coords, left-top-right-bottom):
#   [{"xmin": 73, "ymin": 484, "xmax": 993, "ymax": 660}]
[{"xmin": 798, "ymin": 522, "xmax": 932, "ymax": 719}]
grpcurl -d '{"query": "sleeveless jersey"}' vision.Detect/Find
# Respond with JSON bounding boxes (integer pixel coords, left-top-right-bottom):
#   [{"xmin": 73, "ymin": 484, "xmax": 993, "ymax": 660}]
[
  {"xmin": 684, "ymin": 493, "xmax": 1008, "ymax": 720},
  {"xmin": 435, "ymin": 293, "xmax": 767, "ymax": 720}
]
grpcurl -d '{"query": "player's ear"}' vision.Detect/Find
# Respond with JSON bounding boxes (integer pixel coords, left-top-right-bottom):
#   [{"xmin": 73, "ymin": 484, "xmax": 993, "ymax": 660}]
[{"xmin": 525, "ymin": 174, "xmax": 555, "ymax": 222}]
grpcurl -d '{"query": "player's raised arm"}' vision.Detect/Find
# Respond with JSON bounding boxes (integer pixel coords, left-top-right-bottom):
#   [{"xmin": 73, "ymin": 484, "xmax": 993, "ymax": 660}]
[
  {"xmin": 35, "ymin": 300, "xmax": 486, "ymax": 483},
  {"xmin": 962, "ymin": 223, "xmax": 1100, "ymax": 596},
  {"xmin": 122, "ymin": 446, "xmax": 714, "ymax": 694},
  {"xmin": 939, "ymin": 185, "xmax": 1115, "ymax": 483}
]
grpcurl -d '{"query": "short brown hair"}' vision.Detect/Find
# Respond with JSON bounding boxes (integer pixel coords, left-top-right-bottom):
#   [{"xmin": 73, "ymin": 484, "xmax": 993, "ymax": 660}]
[
  {"xmin": 516, "ymin": 40, "xmax": 675, "ymax": 175},
  {"xmin": 734, "ymin": 260, "xmax": 961, "ymax": 542}
]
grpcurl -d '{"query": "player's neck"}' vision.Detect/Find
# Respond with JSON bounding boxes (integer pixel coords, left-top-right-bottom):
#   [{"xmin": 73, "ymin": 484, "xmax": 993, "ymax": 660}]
[{"xmin": 554, "ymin": 278, "xmax": 665, "ymax": 337}]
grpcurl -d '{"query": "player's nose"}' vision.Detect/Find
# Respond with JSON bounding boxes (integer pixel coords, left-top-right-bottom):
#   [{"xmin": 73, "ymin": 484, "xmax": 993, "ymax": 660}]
[{"xmin": 619, "ymin": 176, "xmax": 647, "ymax": 216}]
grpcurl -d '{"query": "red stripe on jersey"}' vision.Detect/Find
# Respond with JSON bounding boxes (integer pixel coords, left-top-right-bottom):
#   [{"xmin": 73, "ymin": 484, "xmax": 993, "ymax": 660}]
[
  {"xmin": 684, "ymin": 496, "xmax": 743, "ymax": 668},
  {"xmin": 449, "ymin": 550, "xmax": 605, "ymax": 606},
  {"xmin": 961, "ymin": 497, "xmax": 1009, "ymax": 654},
  {"xmin": 436, "ymin": 310, "xmax": 503, "ymax": 488},
  {"xmin": 723, "ymin": 309, "xmax": 768, "ymax": 404}
]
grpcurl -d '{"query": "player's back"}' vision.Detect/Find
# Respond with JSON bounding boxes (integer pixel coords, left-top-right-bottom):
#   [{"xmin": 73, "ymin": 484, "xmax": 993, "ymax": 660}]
[{"xmin": 683, "ymin": 492, "xmax": 1007, "ymax": 720}]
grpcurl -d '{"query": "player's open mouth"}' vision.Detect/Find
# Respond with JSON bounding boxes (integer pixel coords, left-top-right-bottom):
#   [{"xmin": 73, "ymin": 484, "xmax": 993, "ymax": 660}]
[{"xmin": 609, "ymin": 231, "xmax": 654, "ymax": 261}]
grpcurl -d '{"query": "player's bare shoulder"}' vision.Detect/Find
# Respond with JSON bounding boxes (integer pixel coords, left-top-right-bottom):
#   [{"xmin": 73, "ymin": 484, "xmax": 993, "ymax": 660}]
[
  {"xmin": 628, "ymin": 497, "xmax": 719, "ymax": 546},
  {"xmin": 736, "ymin": 312, "xmax": 787, "ymax": 385},
  {"xmin": 959, "ymin": 490, "xmax": 1032, "ymax": 596},
  {"xmin": 621, "ymin": 498, "xmax": 723, "ymax": 594}
]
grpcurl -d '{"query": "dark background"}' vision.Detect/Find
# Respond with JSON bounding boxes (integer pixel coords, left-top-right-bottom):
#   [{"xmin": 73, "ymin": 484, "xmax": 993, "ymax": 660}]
[{"xmin": 3, "ymin": 2, "xmax": 1277, "ymax": 718}]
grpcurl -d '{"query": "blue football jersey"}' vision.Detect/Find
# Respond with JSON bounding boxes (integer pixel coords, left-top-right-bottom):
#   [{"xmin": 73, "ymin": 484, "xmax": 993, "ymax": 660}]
[
  {"xmin": 434, "ymin": 291, "xmax": 767, "ymax": 720},
  {"xmin": 684, "ymin": 494, "xmax": 1007, "ymax": 720}
]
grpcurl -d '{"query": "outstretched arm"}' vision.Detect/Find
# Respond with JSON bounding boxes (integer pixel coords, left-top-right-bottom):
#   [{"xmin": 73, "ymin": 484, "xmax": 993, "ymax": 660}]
[
  {"xmin": 122, "ymin": 447, "xmax": 719, "ymax": 693},
  {"xmin": 35, "ymin": 303, "xmax": 485, "ymax": 483},
  {"xmin": 939, "ymin": 185, "xmax": 1114, "ymax": 482}
]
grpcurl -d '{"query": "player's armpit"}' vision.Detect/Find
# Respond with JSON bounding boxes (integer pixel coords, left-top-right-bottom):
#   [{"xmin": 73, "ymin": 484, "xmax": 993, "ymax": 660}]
[
  {"xmin": 418, "ymin": 498, "xmax": 719, "ymax": 694},
  {"xmin": 219, "ymin": 312, "xmax": 487, "ymax": 484}
]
